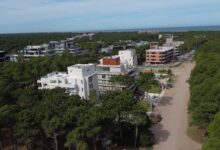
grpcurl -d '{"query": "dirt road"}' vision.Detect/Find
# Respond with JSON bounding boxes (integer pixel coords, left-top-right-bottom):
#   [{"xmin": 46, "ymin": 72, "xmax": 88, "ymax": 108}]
[{"xmin": 152, "ymin": 61, "xmax": 202, "ymax": 150}]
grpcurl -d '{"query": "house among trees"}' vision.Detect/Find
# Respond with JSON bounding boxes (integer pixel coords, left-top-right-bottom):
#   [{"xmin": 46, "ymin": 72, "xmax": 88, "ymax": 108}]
[
  {"xmin": 97, "ymin": 49, "xmax": 138, "ymax": 94},
  {"xmin": 37, "ymin": 64, "xmax": 98, "ymax": 99},
  {"xmin": 0, "ymin": 51, "xmax": 10, "ymax": 62}
]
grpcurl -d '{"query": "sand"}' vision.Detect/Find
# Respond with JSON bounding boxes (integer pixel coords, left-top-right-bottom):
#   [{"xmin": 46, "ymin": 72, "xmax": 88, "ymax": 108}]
[{"xmin": 151, "ymin": 61, "xmax": 202, "ymax": 150}]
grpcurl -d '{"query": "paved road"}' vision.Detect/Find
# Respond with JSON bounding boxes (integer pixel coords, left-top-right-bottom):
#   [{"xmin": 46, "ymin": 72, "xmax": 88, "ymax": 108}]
[{"xmin": 152, "ymin": 61, "xmax": 202, "ymax": 150}]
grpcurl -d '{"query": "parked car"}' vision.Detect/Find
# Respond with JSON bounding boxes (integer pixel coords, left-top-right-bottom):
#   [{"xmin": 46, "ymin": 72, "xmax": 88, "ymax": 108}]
[
  {"xmin": 166, "ymin": 83, "xmax": 173, "ymax": 89},
  {"xmin": 156, "ymin": 114, "xmax": 162, "ymax": 123}
]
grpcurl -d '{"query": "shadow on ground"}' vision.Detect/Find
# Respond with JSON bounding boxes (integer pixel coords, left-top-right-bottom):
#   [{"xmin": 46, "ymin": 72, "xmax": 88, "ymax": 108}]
[
  {"xmin": 151, "ymin": 123, "xmax": 170, "ymax": 144},
  {"xmin": 157, "ymin": 96, "xmax": 173, "ymax": 106}
]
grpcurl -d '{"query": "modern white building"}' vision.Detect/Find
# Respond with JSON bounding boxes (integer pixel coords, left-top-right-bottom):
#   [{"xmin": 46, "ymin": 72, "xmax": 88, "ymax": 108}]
[
  {"xmin": 97, "ymin": 49, "xmax": 138, "ymax": 94},
  {"xmin": 37, "ymin": 64, "xmax": 98, "ymax": 100},
  {"xmin": 101, "ymin": 45, "xmax": 114, "ymax": 53},
  {"xmin": 119, "ymin": 49, "xmax": 138, "ymax": 67},
  {"xmin": 49, "ymin": 40, "xmax": 80, "ymax": 54},
  {"xmin": 16, "ymin": 44, "xmax": 55, "ymax": 59}
]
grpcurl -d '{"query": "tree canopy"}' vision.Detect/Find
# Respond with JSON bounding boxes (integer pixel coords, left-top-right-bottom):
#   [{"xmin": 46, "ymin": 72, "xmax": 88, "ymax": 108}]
[{"xmin": 188, "ymin": 39, "xmax": 220, "ymax": 150}]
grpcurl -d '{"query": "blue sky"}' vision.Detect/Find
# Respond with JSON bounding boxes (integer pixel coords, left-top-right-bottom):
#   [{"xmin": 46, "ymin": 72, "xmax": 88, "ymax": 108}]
[{"xmin": 0, "ymin": 0, "xmax": 220, "ymax": 33}]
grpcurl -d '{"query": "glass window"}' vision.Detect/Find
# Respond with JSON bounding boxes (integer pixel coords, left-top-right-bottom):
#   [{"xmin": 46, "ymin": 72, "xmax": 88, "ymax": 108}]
[
  {"xmin": 89, "ymin": 76, "xmax": 93, "ymax": 82},
  {"xmin": 50, "ymin": 80, "xmax": 57, "ymax": 83},
  {"xmin": 89, "ymin": 84, "xmax": 93, "ymax": 89}
]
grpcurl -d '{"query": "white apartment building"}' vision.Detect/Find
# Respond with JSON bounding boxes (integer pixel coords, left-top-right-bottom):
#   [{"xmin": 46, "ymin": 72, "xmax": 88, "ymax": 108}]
[
  {"xmin": 37, "ymin": 64, "xmax": 98, "ymax": 100},
  {"xmin": 97, "ymin": 49, "xmax": 138, "ymax": 94},
  {"xmin": 119, "ymin": 49, "xmax": 138, "ymax": 67}
]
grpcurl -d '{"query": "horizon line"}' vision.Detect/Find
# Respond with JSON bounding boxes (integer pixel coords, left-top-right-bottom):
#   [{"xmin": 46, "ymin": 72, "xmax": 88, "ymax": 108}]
[{"xmin": 1, "ymin": 24, "xmax": 220, "ymax": 35}]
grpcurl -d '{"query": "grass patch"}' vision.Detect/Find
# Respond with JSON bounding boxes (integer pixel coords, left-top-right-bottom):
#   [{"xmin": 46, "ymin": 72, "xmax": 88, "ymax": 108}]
[
  {"xmin": 138, "ymin": 101, "xmax": 150, "ymax": 110},
  {"xmin": 187, "ymin": 114, "xmax": 205, "ymax": 143},
  {"xmin": 158, "ymin": 69, "xmax": 169, "ymax": 74},
  {"xmin": 148, "ymin": 85, "xmax": 161, "ymax": 93},
  {"xmin": 187, "ymin": 125, "xmax": 204, "ymax": 143}
]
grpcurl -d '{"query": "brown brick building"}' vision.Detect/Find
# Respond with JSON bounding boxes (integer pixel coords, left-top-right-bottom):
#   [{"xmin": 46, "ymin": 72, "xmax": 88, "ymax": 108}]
[{"xmin": 146, "ymin": 46, "xmax": 175, "ymax": 64}]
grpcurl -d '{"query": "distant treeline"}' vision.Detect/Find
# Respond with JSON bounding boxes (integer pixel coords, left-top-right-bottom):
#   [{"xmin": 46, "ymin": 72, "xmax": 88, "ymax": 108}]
[
  {"xmin": 2, "ymin": 31, "xmax": 220, "ymax": 54},
  {"xmin": 173, "ymin": 31, "xmax": 220, "ymax": 52},
  {"xmin": 189, "ymin": 39, "xmax": 220, "ymax": 149},
  {"xmin": 0, "ymin": 33, "xmax": 78, "ymax": 53}
]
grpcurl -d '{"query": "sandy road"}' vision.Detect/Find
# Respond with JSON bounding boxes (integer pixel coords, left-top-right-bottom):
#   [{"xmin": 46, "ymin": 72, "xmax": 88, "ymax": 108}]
[{"xmin": 152, "ymin": 61, "xmax": 201, "ymax": 150}]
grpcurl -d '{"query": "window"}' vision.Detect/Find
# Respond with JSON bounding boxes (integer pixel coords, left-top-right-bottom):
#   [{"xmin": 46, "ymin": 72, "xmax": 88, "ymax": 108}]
[
  {"xmin": 65, "ymin": 79, "xmax": 68, "ymax": 84},
  {"xmin": 89, "ymin": 84, "xmax": 93, "ymax": 89},
  {"xmin": 102, "ymin": 75, "xmax": 106, "ymax": 78},
  {"xmin": 81, "ymin": 80, "xmax": 83, "ymax": 84},
  {"xmin": 103, "ymin": 67, "xmax": 110, "ymax": 71},
  {"xmin": 58, "ymin": 80, "xmax": 62, "ymax": 83},
  {"xmin": 82, "ymin": 88, "xmax": 83, "ymax": 92},
  {"xmin": 89, "ymin": 76, "xmax": 93, "ymax": 82},
  {"xmin": 50, "ymin": 80, "xmax": 57, "ymax": 83},
  {"xmin": 37, "ymin": 83, "xmax": 42, "ymax": 87}
]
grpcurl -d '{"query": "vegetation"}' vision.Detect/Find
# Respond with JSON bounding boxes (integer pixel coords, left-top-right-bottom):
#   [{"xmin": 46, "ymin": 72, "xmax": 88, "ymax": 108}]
[
  {"xmin": 178, "ymin": 36, "xmax": 207, "ymax": 52},
  {"xmin": 189, "ymin": 40, "xmax": 220, "ymax": 149},
  {"xmin": 173, "ymin": 31, "xmax": 220, "ymax": 52},
  {"xmin": 2, "ymin": 31, "xmax": 220, "ymax": 149},
  {"xmin": 135, "ymin": 44, "xmax": 149, "ymax": 65},
  {"xmin": 110, "ymin": 74, "xmax": 135, "ymax": 85},
  {"xmin": 90, "ymin": 32, "xmax": 158, "ymax": 43},
  {"xmin": 0, "ymin": 51, "xmax": 153, "ymax": 149},
  {"xmin": 137, "ymin": 73, "xmax": 161, "ymax": 93},
  {"xmin": 202, "ymin": 112, "xmax": 220, "ymax": 150},
  {"xmin": 0, "ymin": 33, "xmax": 78, "ymax": 53}
]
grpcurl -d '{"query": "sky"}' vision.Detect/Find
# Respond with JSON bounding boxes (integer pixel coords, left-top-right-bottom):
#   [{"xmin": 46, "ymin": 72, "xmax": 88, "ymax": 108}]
[{"xmin": 0, "ymin": 0, "xmax": 220, "ymax": 33}]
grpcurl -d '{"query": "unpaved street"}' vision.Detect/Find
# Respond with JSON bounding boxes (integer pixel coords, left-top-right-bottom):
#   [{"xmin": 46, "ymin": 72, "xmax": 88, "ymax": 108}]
[{"xmin": 152, "ymin": 61, "xmax": 202, "ymax": 150}]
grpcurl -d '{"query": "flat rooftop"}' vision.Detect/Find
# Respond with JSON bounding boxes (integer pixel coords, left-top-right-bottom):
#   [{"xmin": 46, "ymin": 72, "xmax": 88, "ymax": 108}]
[
  {"xmin": 42, "ymin": 72, "xmax": 67, "ymax": 79},
  {"xmin": 147, "ymin": 46, "xmax": 174, "ymax": 52},
  {"xmin": 70, "ymin": 64, "xmax": 94, "ymax": 69},
  {"xmin": 120, "ymin": 49, "xmax": 135, "ymax": 52},
  {"xmin": 103, "ymin": 55, "xmax": 119, "ymax": 59}
]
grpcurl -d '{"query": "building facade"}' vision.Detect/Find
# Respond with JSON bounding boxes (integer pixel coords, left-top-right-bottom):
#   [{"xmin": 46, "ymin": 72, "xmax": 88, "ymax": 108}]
[
  {"xmin": 119, "ymin": 49, "xmax": 137, "ymax": 67},
  {"xmin": 146, "ymin": 46, "xmax": 175, "ymax": 64},
  {"xmin": 97, "ymin": 49, "xmax": 137, "ymax": 94},
  {"xmin": 37, "ymin": 64, "xmax": 98, "ymax": 100},
  {"xmin": 49, "ymin": 40, "xmax": 80, "ymax": 54},
  {"xmin": 16, "ymin": 44, "xmax": 55, "ymax": 59},
  {"xmin": 0, "ymin": 51, "xmax": 9, "ymax": 62}
]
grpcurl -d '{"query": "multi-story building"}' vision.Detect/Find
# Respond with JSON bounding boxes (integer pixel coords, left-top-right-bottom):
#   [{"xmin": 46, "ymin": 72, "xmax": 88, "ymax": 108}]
[
  {"xmin": 101, "ymin": 45, "xmax": 114, "ymax": 53},
  {"xmin": 119, "ymin": 49, "xmax": 137, "ymax": 67},
  {"xmin": 49, "ymin": 40, "xmax": 80, "ymax": 54},
  {"xmin": 146, "ymin": 45, "xmax": 175, "ymax": 65},
  {"xmin": 37, "ymin": 64, "xmax": 98, "ymax": 100},
  {"xmin": 97, "ymin": 49, "xmax": 137, "ymax": 94},
  {"xmin": 0, "ymin": 51, "xmax": 9, "ymax": 62},
  {"xmin": 16, "ymin": 44, "xmax": 55, "ymax": 59}
]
